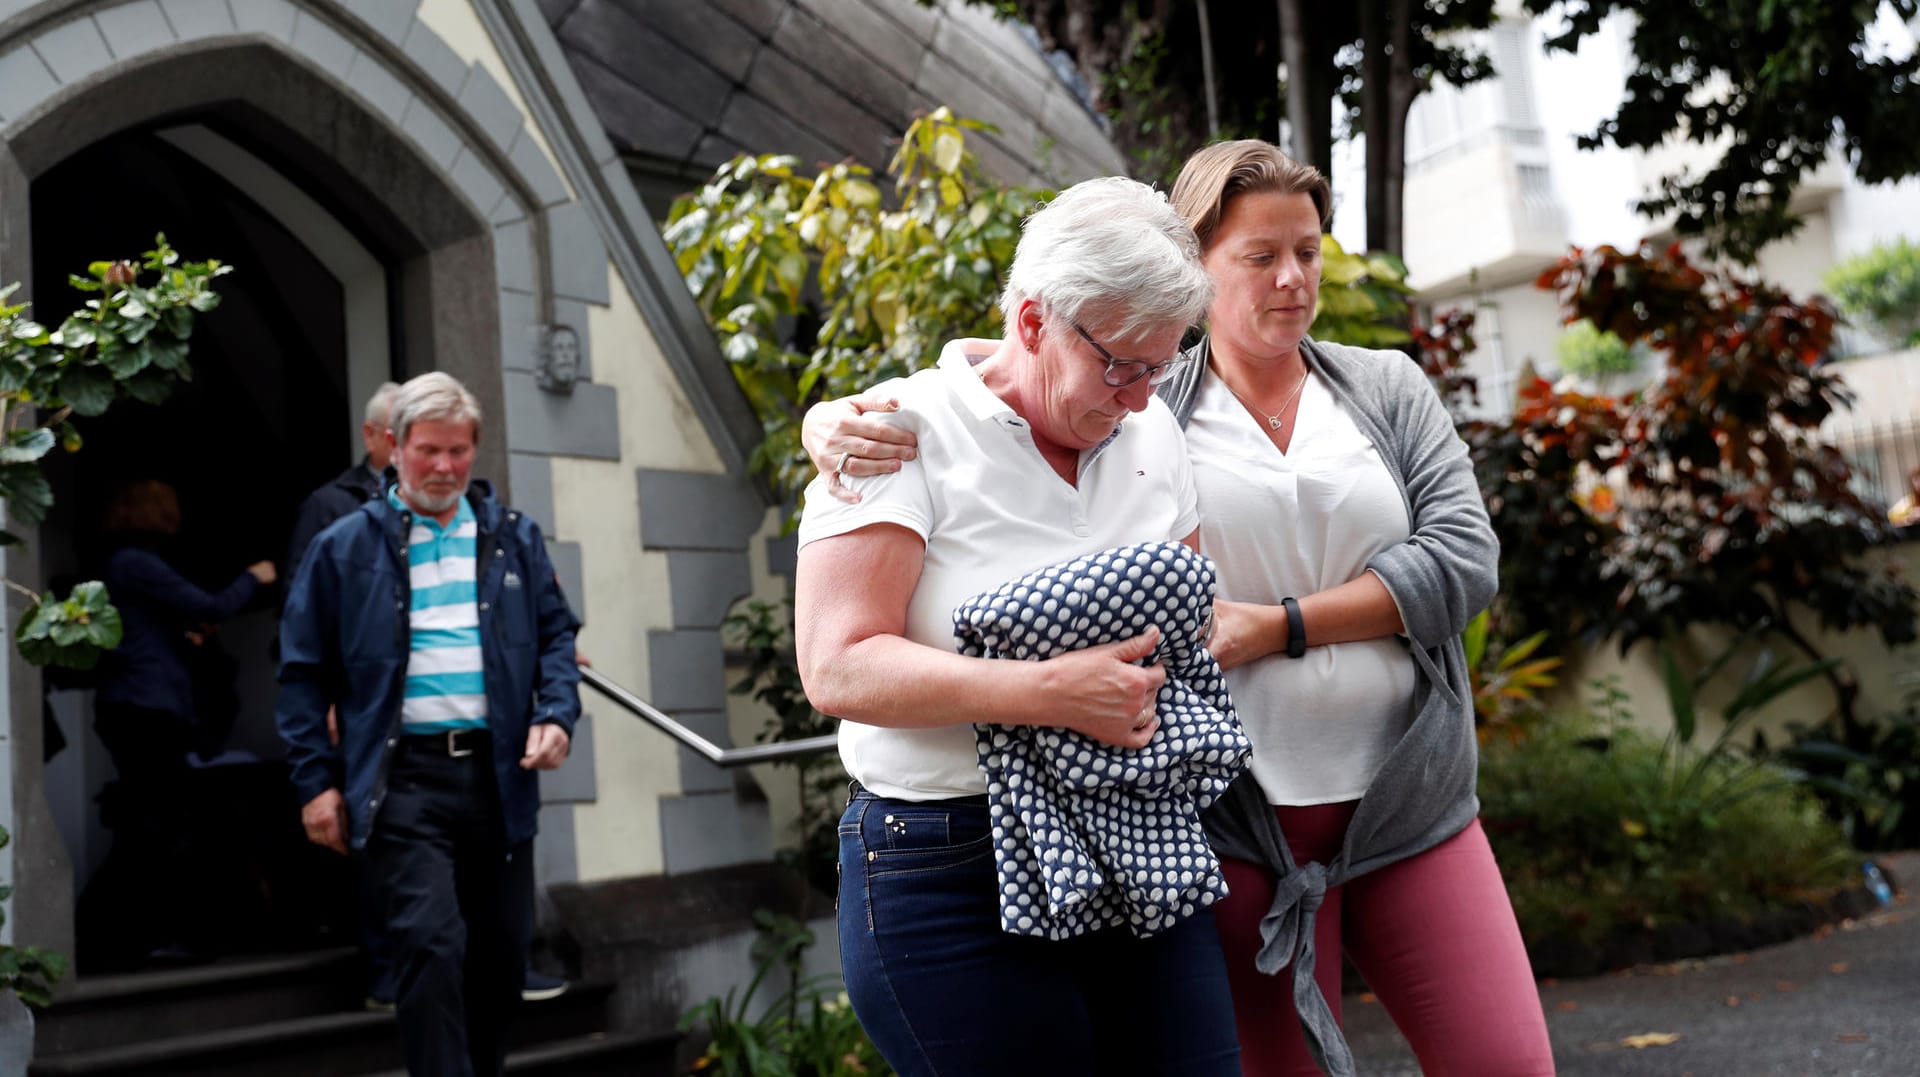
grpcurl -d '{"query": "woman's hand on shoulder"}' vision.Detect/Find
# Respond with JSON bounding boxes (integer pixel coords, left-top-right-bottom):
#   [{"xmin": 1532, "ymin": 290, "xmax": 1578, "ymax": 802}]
[
  {"xmin": 802, "ymin": 393, "xmax": 920, "ymax": 503},
  {"xmin": 1036, "ymin": 627, "xmax": 1166, "ymax": 749}
]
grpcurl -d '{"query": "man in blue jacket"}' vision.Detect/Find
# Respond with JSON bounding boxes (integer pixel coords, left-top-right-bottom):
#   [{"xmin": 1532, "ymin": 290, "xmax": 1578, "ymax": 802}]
[{"xmin": 276, "ymin": 371, "xmax": 581, "ymax": 1077}]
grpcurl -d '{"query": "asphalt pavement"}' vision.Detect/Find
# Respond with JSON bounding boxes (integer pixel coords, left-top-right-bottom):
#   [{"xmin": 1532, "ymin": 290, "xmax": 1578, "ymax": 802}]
[{"xmin": 1342, "ymin": 851, "xmax": 1920, "ymax": 1076}]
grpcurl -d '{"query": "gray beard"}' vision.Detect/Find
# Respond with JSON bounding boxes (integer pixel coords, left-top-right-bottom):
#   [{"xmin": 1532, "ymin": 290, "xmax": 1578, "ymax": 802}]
[{"xmin": 402, "ymin": 481, "xmax": 466, "ymax": 516}]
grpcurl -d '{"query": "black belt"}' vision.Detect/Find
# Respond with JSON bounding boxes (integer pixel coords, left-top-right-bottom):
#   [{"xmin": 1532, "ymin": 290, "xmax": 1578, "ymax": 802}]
[{"xmin": 401, "ymin": 728, "xmax": 489, "ymax": 758}]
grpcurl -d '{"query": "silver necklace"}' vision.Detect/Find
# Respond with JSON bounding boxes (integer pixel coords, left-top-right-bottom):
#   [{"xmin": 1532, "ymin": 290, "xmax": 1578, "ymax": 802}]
[{"xmin": 1224, "ymin": 369, "xmax": 1309, "ymax": 431}]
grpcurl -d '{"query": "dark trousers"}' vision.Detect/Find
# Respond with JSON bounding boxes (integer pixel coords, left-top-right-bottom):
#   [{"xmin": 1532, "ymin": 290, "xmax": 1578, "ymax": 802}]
[
  {"xmin": 365, "ymin": 739, "xmax": 533, "ymax": 1077},
  {"xmin": 836, "ymin": 789, "xmax": 1242, "ymax": 1077},
  {"xmin": 93, "ymin": 704, "xmax": 200, "ymax": 958}
]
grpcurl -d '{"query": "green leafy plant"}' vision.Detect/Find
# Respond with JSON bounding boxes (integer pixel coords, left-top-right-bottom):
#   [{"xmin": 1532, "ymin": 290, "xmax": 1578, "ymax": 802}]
[
  {"xmin": 665, "ymin": 109, "xmax": 1042, "ymax": 503},
  {"xmin": 1769, "ymin": 710, "xmax": 1920, "ymax": 850},
  {"xmin": 0, "ymin": 825, "xmax": 69, "ymax": 1007},
  {"xmin": 1553, "ymin": 318, "xmax": 1638, "ymax": 384},
  {"xmin": 14, "ymin": 581, "xmax": 121, "ymax": 671},
  {"xmin": 681, "ymin": 911, "xmax": 889, "ymax": 1077},
  {"xmin": 1823, "ymin": 238, "xmax": 1920, "ymax": 351},
  {"xmin": 1313, "ymin": 237, "xmax": 1413, "ymax": 349},
  {"xmin": 1462, "ymin": 609, "xmax": 1560, "ymax": 743},
  {"xmin": 1480, "ymin": 679, "xmax": 1854, "ymax": 953},
  {"xmin": 1654, "ymin": 626, "xmax": 1839, "ymax": 780},
  {"xmin": 0, "ymin": 236, "xmax": 230, "ymax": 669},
  {"xmin": 667, "ymin": 108, "xmax": 1420, "ymax": 508},
  {"xmin": 1451, "ymin": 243, "xmax": 1917, "ymax": 734}
]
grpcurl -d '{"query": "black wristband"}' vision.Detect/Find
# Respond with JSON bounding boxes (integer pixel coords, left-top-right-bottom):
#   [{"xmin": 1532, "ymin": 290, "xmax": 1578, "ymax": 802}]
[{"xmin": 1281, "ymin": 596, "xmax": 1306, "ymax": 658}]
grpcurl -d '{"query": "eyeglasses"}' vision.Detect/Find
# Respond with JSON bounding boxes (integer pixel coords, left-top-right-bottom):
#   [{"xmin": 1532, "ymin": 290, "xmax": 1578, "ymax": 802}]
[{"xmin": 1073, "ymin": 323, "xmax": 1191, "ymax": 388}]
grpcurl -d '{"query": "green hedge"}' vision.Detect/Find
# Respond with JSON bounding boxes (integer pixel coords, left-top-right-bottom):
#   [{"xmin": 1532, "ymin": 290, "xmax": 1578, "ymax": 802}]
[{"xmin": 1479, "ymin": 715, "xmax": 1855, "ymax": 952}]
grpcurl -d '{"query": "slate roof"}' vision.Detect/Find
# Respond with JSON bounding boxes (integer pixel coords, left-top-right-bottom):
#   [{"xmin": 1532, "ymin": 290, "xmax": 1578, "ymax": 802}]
[{"xmin": 537, "ymin": 0, "xmax": 1125, "ymax": 210}]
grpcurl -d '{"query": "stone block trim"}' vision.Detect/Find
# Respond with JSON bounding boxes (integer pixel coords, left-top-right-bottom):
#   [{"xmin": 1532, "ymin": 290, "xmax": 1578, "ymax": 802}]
[
  {"xmin": 506, "ymin": 124, "xmax": 569, "ymax": 207},
  {"xmin": 399, "ymin": 93, "xmax": 464, "ymax": 170},
  {"xmin": 532, "ymin": 799, "xmax": 578, "ymax": 889},
  {"xmin": 503, "ymin": 371, "xmax": 619, "ymax": 459},
  {"xmin": 229, "ymin": 0, "xmax": 297, "ymax": 41},
  {"xmin": 668, "ymin": 710, "xmax": 739, "ymax": 796},
  {"xmin": 339, "ymin": 0, "xmax": 415, "ymax": 48},
  {"xmin": 0, "ymin": 46, "xmax": 57, "ymax": 126},
  {"xmin": 645, "ymin": 629, "xmax": 727, "ymax": 714},
  {"xmin": 636, "ymin": 469, "xmax": 767, "ymax": 552},
  {"xmin": 94, "ymin": 2, "xmax": 173, "ymax": 61},
  {"xmin": 545, "ymin": 199, "xmax": 609, "ymax": 306},
  {"xmin": 457, "ymin": 62, "xmax": 524, "ymax": 157},
  {"xmin": 447, "ymin": 142, "xmax": 509, "ymax": 221},
  {"xmin": 541, "ymin": 714, "xmax": 597, "ymax": 804},
  {"xmin": 155, "ymin": 0, "xmax": 234, "ymax": 41},
  {"xmin": 665, "ymin": 550, "xmax": 752, "ymax": 630},
  {"xmin": 399, "ymin": 10, "xmax": 469, "ymax": 100},
  {"xmin": 548, "ymin": 539, "xmax": 586, "ymax": 625},
  {"xmin": 492, "ymin": 216, "xmax": 536, "ymax": 292},
  {"xmin": 343, "ymin": 45, "xmax": 414, "ymax": 126},
  {"xmin": 496, "ymin": 285, "xmax": 540, "ymax": 373},
  {"xmin": 288, "ymin": 6, "xmax": 356, "ymax": 80},
  {"xmin": 506, "ymin": 450, "xmax": 556, "ymax": 533},
  {"xmin": 660, "ymin": 790, "xmax": 773, "ymax": 874},
  {"xmin": 27, "ymin": 15, "xmax": 109, "ymax": 85}
]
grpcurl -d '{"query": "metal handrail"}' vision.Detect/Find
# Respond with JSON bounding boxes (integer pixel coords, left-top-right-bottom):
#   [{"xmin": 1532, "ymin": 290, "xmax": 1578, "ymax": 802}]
[{"xmin": 580, "ymin": 665, "xmax": 838, "ymax": 768}]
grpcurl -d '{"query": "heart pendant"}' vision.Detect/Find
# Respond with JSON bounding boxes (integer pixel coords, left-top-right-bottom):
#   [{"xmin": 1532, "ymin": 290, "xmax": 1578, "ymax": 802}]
[{"xmin": 1268, "ymin": 415, "xmax": 1284, "ymax": 430}]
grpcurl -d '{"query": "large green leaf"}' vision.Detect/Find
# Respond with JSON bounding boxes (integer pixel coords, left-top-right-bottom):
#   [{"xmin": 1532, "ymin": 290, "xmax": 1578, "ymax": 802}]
[
  {"xmin": 0, "ymin": 463, "xmax": 54, "ymax": 525},
  {"xmin": 1661, "ymin": 642, "xmax": 1696, "ymax": 745},
  {"xmin": 0, "ymin": 427, "xmax": 54, "ymax": 465},
  {"xmin": 57, "ymin": 363, "xmax": 116, "ymax": 415}
]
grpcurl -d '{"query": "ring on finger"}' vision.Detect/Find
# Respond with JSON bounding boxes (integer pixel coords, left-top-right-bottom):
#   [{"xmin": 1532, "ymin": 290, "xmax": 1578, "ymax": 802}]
[{"xmin": 835, "ymin": 451, "xmax": 851, "ymax": 476}]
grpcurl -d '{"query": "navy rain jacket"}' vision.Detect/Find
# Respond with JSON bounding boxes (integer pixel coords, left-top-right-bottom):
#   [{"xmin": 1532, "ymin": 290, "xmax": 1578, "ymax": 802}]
[{"xmin": 275, "ymin": 479, "xmax": 582, "ymax": 850}]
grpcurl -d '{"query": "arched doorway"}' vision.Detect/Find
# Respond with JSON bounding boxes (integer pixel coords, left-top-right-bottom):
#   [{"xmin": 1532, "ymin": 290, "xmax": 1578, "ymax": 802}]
[
  {"xmin": 0, "ymin": 24, "xmax": 523, "ymax": 960},
  {"xmin": 33, "ymin": 118, "xmax": 399, "ymax": 967}
]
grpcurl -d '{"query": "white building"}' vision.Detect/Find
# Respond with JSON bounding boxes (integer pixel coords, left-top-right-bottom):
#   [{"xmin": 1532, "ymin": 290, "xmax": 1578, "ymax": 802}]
[{"xmin": 1399, "ymin": 1, "xmax": 1920, "ymax": 486}]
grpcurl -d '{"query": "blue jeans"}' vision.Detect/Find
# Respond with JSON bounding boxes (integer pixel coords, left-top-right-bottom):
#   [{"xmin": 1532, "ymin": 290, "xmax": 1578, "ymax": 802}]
[{"xmin": 837, "ymin": 788, "xmax": 1242, "ymax": 1077}]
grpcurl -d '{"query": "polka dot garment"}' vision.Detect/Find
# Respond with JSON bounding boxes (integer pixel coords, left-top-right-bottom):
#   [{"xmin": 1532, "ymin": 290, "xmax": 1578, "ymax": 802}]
[{"xmin": 953, "ymin": 541, "xmax": 1252, "ymax": 939}]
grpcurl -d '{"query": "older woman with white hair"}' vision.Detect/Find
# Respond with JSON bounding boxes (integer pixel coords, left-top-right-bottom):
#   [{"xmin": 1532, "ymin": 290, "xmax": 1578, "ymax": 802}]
[{"xmin": 795, "ymin": 177, "xmax": 1243, "ymax": 1077}]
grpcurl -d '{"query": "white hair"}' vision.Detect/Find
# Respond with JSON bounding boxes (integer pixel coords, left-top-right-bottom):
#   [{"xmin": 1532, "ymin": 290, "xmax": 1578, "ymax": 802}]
[
  {"xmin": 999, "ymin": 176, "xmax": 1214, "ymax": 343},
  {"xmin": 389, "ymin": 372, "xmax": 483, "ymax": 447},
  {"xmin": 363, "ymin": 381, "xmax": 402, "ymax": 427}
]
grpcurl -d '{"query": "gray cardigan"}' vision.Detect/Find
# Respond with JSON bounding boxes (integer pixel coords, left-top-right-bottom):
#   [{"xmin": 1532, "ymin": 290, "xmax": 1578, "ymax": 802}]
[{"xmin": 1159, "ymin": 335, "xmax": 1498, "ymax": 1077}]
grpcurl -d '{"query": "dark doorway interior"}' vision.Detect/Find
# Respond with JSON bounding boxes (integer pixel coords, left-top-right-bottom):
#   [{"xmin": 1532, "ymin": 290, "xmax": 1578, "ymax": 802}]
[{"xmin": 32, "ymin": 124, "xmax": 380, "ymax": 969}]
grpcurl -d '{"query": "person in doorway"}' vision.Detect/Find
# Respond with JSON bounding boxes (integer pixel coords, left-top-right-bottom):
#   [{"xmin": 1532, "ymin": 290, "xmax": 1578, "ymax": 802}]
[
  {"xmin": 94, "ymin": 479, "xmax": 277, "ymax": 966},
  {"xmin": 286, "ymin": 381, "xmax": 400, "ymax": 575},
  {"xmin": 276, "ymin": 372, "xmax": 581, "ymax": 1076},
  {"xmin": 805, "ymin": 140, "xmax": 1554, "ymax": 1075}
]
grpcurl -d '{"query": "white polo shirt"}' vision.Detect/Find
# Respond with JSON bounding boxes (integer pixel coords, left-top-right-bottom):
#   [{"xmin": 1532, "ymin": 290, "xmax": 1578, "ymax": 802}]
[{"xmin": 797, "ymin": 340, "xmax": 1201, "ymax": 800}]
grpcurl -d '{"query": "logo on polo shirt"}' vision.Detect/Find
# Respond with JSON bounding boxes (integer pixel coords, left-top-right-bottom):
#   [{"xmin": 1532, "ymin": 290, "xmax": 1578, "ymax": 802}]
[{"xmin": 504, "ymin": 571, "xmax": 523, "ymax": 590}]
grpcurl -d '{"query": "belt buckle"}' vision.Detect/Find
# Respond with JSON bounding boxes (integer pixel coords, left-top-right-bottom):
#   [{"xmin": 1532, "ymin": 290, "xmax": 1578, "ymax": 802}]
[{"xmin": 447, "ymin": 730, "xmax": 475, "ymax": 758}]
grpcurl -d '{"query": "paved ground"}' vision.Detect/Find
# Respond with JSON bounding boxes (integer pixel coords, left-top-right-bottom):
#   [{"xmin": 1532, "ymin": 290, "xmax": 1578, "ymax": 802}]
[{"xmin": 1343, "ymin": 851, "xmax": 1920, "ymax": 1076}]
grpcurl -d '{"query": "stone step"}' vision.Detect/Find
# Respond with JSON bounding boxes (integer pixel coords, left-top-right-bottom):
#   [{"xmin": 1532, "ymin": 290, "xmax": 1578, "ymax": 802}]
[
  {"xmin": 367, "ymin": 1030, "xmax": 682, "ymax": 1077},
  {"xmin": 30, "ymin": 980, "xmax": 617, "ymax": 1076},
  {"xmin": 34, "ymin": 948, "xmax": 363, "ymax": 1056}
]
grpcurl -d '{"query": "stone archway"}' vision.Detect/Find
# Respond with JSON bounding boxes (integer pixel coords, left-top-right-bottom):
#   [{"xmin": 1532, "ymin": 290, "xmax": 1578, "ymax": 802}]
[{"xmin": 0, "ymin": 0, "xmax": 586, "ymax": 955}]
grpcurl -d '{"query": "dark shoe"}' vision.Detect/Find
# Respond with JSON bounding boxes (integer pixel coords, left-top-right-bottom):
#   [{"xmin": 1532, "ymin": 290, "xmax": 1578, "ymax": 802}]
[{"xmin": 521, "ymin": 969, "xmax": 567, "ymax": 1002}]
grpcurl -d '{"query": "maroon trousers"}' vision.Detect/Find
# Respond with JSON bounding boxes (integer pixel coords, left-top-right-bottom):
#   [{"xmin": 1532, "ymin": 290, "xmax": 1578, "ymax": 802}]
[{"xmin": 1214, "ymin": 801, "xmax": 1555, "ymax": 1076}]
